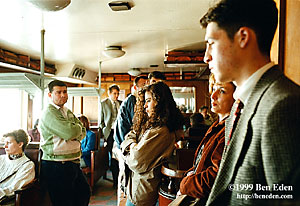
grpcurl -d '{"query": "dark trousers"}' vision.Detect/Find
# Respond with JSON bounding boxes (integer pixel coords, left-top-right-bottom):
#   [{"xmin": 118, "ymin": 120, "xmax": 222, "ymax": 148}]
[
  {"xmin": 41, "ymin": 160, "xmax": 91, "ymax": 206},
  {"xmin": 107, "ymin": 129, "xmax": 119, "ymax": 186}
]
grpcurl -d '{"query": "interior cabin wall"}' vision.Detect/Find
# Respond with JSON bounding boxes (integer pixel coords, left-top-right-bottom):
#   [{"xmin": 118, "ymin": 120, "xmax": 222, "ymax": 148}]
[
  {"xmin": 284, "ymin": 0, "xmax": 300, "ymax": 85},
  {"xmin": 77, "ymin": 80, "xmax": 210, "ymax": 124},
  {"xmin": 270, "ymin": 0, "xmax": 279, "ymax": 64}
]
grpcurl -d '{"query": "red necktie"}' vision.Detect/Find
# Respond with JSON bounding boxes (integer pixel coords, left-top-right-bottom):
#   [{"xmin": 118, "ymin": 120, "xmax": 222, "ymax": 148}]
[{"xmin": 227, "ymin": 99, "xmax": 244, "ymax": 146}]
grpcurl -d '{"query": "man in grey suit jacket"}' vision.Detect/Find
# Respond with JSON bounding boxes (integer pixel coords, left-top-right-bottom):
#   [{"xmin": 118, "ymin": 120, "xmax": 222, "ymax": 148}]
[
  {"xmin": 100, "ymin": 84, "xmax": 122, "ymax": 187},
  {"xmin": 199, "ymin": 0, "xmax": 300, "ymax": 205}
]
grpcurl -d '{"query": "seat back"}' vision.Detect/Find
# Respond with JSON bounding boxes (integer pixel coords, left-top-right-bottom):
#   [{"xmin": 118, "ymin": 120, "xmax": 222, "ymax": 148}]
[
  {"xmin": 90, "ymin": 145, "xmax": 109, "ymax": 188},
  {"xmin": 82, "ymin": 128, "xmax": 109, "ymax": 189},
  {"xmin": 176, "ymin": 148, "xmax": 196, "ymax": 171},
  {"xmin": 23, "ymin": 143, "xmax": 41, "ymax": 179}
]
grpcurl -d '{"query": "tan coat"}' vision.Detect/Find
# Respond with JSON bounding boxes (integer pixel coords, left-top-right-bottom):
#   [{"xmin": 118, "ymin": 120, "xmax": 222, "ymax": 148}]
[{"xmin": 120, "ymin": 126, "xmax": 182, "ymax": 206}]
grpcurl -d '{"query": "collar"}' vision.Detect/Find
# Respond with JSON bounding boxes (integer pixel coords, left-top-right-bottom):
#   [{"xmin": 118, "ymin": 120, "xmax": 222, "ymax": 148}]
[
  {"xmin": 8, "ymin": 153, "xmax": 23, "ymax": 160},
  {"xmin": 234, "ymin": 62, "xmax": 275, "ymax": 104},
  {"xmin": 50, "ymin": 101, "xmax": 66, "ymax": 112},
  {"xmin": 109, "ymin": 98, "xmax": 118, "ymax": 105}
]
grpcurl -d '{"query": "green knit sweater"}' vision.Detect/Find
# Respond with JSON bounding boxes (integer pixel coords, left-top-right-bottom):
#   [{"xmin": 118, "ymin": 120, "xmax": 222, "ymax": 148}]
[{"xmin": 40, "ymin": 104, "xmax": 86, "ymax": 161}]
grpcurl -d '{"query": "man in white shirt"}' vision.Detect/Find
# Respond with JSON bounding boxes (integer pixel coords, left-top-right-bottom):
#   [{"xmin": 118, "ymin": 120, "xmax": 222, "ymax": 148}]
[
  {"xmin": 100, "ymin": 84, "xmax": 122, "ymax": 187},
  {"xmin": 200, "ymin": 0, "xmax": 300, "ymax": 205}
]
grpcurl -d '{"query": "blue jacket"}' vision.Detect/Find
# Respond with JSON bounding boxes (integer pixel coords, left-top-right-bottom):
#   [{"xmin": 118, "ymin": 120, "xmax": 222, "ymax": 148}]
[
  {"xmin": 114, "ymin": 94, "xmax": 136, "ymax": 148},
  {"xmin": 81, "ymin": 129, "xmax": 96, "ymax": 167}
]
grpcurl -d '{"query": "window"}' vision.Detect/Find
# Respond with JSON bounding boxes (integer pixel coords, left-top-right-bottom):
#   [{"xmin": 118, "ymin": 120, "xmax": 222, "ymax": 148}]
[
  {"xmin": 0, "ymin": 89, "xmax": 28, "ymax": 138},
  {"xmin": 170, "ymin": 86, "xmax": 195, "ymax": 113}
]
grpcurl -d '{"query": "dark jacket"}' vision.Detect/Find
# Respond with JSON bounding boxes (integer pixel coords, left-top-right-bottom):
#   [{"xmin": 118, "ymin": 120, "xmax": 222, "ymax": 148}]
[{"xmin": 114, "ymin": 94, "xmax": 136, "ymax": 148}]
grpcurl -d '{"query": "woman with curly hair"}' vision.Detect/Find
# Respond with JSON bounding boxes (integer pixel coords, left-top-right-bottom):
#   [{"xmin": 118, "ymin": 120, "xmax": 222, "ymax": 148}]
[{"xmin": 120, "ymin": 81, "xmax": 184, "ymax": 206}]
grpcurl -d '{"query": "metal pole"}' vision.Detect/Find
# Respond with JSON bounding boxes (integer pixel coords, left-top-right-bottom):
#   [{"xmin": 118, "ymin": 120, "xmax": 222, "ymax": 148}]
[
  {"xmin": 98, "ymin": 61, "xmax": 102, "ymax": 127},
  {"xmin": 41, "ymin": 29, "xmax": 45, "ymax": 110}
]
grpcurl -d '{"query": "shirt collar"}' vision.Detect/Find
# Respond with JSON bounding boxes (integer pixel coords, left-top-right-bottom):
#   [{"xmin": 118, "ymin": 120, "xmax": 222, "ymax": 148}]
[
  {"xmin": 109, "ymin": 98, "xmax": 119, "ymax": 106},
  {"xmin": 50, "ymin": 101, "xmax": 66, "ymax": 111},
  {"xmin": 233, "ymin": 62, "xmax": 275, "ymax": 104}
]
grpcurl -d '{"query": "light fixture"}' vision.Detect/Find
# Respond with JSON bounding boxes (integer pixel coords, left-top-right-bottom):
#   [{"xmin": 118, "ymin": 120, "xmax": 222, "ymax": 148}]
[
  {"xmin": 102, "ymin": 46, "xmax": 125, "ymax": 58},
  {"xmin": 28, "ymin": 0, "xmax": 71, "ymax": 11},
  {"xmin": 108, "ymin": 1, "xmax": 132, "ymax": 11},
  {"xmin": 128, "ymin": 68, "xmax": 142, "ymax": 76}
]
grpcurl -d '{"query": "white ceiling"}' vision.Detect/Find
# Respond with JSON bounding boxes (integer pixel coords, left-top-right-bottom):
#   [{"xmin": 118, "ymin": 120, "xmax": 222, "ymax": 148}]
[{"xmin": 0, "ymin": 0, "xmax": 213, "ymax": 74}]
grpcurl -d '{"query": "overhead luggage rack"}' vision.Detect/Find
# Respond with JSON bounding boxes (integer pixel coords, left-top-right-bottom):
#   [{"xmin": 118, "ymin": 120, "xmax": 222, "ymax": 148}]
[{"xmin": 0, "ymin": 73, "xmax": 53, "ymax": 96}]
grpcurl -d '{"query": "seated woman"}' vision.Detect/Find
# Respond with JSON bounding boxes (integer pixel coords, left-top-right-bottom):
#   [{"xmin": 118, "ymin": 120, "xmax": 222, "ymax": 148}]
[
  {"xmin": 0, "ymin": 129, "xmax": 35, "ymax": 204},
  {"xmin": 176, "ymin": 74, "xmax": 235, "ymax": 205},
  {"xmin": 79, "ymin": 115, "xmax": 96, "ymax": 168},
  {"xmin": 120, "ymin": 81, "xmax": 184, "ymax": 206}
]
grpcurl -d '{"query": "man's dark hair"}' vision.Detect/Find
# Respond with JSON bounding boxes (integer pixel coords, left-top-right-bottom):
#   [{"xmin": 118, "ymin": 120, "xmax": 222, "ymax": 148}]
[
  {"xmin": 200, "ymin": 105, "xmax": 209, "ymax": 112},
  {"xmin": 48, "ymin": 80, "xmax": 67, "ymax": 93},
  {"xmin": 190, "ymin": 113, "xmax": 204, "ymax": 127},
  {"xmin": 200, "ymin": 0, "xmax": 278, "ymax": 56},
  {"xmin": 3, "ymin": 129, "xmax": 29, "ymax": 151},
  {"xmin": 148, "ymin": 71, "xmax": 166, "ymax": 81},
  {"xmin": 134, "ymin": 76, "xmax": 147, "ymax": 86},
  {"xmin": 108, "ymin": 84, "xmax": 120, "ymax": 93}
]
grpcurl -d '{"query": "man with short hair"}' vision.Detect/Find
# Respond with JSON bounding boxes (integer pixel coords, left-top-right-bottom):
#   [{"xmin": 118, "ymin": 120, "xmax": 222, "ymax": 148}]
[
  {"xmin": 100, "ymin": 84, "xmax": 122, "ymax": 187},
  {"xmin": 200, "ymin": 0, "xmax": 300, "ymax": 205},
  {"xmin": 148, "ymin": 71, "xmax": 166, "ymax": 84},
  {"xmin": 199, "ymin": 105, "xmax": 214, "ymax": 126},
  {"xmin": 39, "ymin": 80, "xmax": 90, "ymax": 206}
]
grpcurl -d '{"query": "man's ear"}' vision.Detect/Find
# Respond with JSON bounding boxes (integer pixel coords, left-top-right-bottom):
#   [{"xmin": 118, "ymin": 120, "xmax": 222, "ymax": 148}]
[
  {"xmin": 48, "ymin": 92, "xmax": 52, "ymax": 98},
  {"xmin": 236, "ymin": 27, "xmax": 251, "ymax": 48}
]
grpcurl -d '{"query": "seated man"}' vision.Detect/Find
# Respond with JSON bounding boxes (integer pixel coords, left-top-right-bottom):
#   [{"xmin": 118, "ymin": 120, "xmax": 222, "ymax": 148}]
[
  {"xmin": 184, "ymin": 113, "xmax": 210, "ymax": 149},
  {"xmin": 199, "ymin": 106, "xmax": 214, "ymax": 126},
  {"xmin": 0, "ymin": 129, "xmax": 35, "ymax": 204}
]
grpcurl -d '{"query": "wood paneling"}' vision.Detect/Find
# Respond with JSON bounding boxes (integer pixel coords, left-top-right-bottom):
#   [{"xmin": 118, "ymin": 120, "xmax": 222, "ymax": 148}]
[
  {"xmin": 284, "ymin": 0, "xmax": 300, "ymax": 85},
  {"xmin": 79, "ymin": 80, "xmax": 210, "ymax": 122},
  {"xmin": 270, "ymin": 0, "xmax": 279, "ymax": 64}
]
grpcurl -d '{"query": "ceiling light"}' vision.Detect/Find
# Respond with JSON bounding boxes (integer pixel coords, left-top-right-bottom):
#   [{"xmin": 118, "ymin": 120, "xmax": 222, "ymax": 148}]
[
  {"xmin": 108, "ymin": 1, "xmax": 131, "ymax": 11},
  {"xmin": 128, "ymin": 68, "xmax": 141, "ymax": 76},
  {"xmin": 102, "ymin": 46, "xmax": 125, "ymax": 58},
  {"xmin": 28, "ymin": 0, "xmax": 71, "ymax": 11}
]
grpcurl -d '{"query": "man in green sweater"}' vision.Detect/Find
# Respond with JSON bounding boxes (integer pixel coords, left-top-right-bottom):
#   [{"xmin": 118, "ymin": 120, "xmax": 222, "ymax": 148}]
[{"xmin": 39, "ymin": 80, "xmax": 90, "ymax": 206}]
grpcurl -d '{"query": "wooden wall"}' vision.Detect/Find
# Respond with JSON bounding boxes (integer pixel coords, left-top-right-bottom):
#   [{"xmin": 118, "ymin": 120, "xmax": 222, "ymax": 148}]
[
  {"xmin": 270, "ymin": 0, "xmax": 279, "ymax": 64},
  {"xmin": 77, "ymin": 80, "xmax": 210, "ymax": 123},
  {"xmin": 284, "ymin": 0, "xmax": 300, "ymax": 85}
]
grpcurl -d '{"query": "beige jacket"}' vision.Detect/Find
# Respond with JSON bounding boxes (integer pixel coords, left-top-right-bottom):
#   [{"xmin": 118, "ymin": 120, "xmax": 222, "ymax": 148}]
[{"xmin": 120, "ymin": 126, "xmax": 182, "ymax": 206}]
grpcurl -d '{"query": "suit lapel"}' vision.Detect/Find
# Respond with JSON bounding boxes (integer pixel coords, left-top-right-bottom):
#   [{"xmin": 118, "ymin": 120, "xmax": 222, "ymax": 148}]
[{"xmin": 208, "ymin": 66, "xmax": 283, "ymax": 204}]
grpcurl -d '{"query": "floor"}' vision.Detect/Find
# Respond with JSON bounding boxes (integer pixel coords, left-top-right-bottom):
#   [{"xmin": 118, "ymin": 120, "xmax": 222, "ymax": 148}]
[{"xmin": 89, "ymin": 171, "xmax": 118, "ymax": 206}]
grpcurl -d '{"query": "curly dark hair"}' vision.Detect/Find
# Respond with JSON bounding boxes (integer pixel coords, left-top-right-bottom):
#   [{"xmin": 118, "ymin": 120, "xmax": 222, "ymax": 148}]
[{"xmin": 132, "ymin": 81, "xmax": 184, "ymax": 137}]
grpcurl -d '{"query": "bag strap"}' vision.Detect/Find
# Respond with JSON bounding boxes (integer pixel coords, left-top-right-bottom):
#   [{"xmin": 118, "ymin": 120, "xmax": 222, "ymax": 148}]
[{"xmin": 0, "ymin": 159, "xmax": 30, "ymax": 184}]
